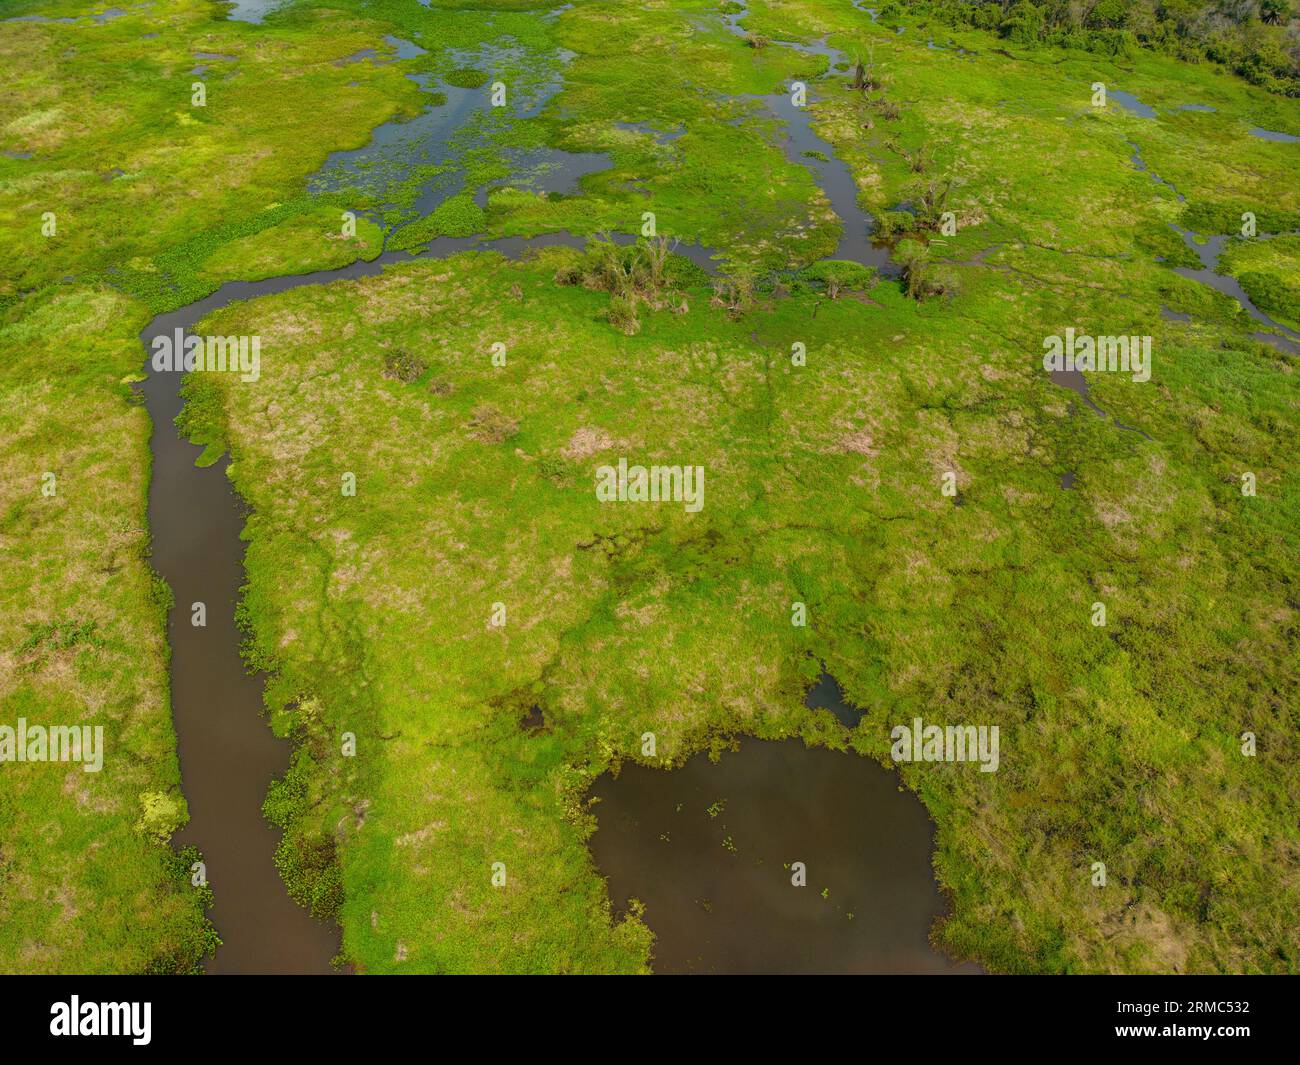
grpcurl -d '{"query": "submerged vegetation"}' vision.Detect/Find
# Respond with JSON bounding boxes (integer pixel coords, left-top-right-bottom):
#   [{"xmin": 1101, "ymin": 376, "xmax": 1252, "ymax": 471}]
[{"xmin": 1, "ymin": 0, "xmax": 1297, "ymax": 975}]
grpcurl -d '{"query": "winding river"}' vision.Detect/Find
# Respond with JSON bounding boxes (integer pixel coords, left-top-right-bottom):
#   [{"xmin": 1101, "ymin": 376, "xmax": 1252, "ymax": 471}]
[
  {"xmin": 145, "ymin": 1, "xmax": 967, "ymax": 972},
  {"xmin": 145, "ymin": 0, "xmax": 1295, "ymax": 974},
  {"xmin": 142, "ymin": 302, "xmax": 340, "ymax": 973}
]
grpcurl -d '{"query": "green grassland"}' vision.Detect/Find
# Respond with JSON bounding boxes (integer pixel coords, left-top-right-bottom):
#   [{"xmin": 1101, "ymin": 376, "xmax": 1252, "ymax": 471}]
[
  {"xmin": 186, "ymin": 1, "xmax": 1298, "ymax": 974},
  {"xmin": 0, "ymin": 287, "xmax": 216, "ymax": 972},
  {"xmin": 0, "ymin": 0, "xmax": 417, "ymax": 307},
  {"xmin": 0, "ymin": 0, "xmax": 425, "ymax": 972},
  {"xmin": 196, "ymin": 236, "xmax": 1298, "ymax": 973},
  {"xmin": 2, "ymin": 0, "xmax": 1297, "ymax": 973}
]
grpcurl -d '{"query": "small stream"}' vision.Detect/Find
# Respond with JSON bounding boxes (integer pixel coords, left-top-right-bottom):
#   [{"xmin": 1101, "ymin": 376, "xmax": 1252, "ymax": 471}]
[
  {"xmin": 1116, "ymin": 93, "xmax": 1299, "ymax": 351},
  {"xmin": 721, "ymin": 1, "xmax": 897, "ymax": 273},
  {"xmin": 141, "ymin": 300, "xmax": 341, "ymax": 973},
  {"xmin": 1169, "ymin": 227, "xmax": 1300, "ymax": 354},
  {"xmin": 1042, "ymin": 98, "xmax": 1300, "ymax": 459}
]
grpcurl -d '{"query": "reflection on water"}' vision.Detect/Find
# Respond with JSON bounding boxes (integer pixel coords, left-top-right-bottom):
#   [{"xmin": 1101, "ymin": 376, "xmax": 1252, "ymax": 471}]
[
  {"xmin": 1248, "ymin": 126, "xmax": 1300, "ymax": 143},
  {"xmin": 1110, "ymin": 89, "xmax": 1155, "ymax": 118},
  {"xmin": 223, "ymin": 0, "xmax": 288, "ymax": 23}
]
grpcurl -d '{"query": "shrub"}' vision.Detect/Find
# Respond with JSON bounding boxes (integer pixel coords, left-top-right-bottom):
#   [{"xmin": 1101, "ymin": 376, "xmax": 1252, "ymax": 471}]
[
  {"xmin": 558, "ymin": 235, "xmax": 696, "ymax": 329},
  {"xmin": 467, "ymin": 403, "xmax": 520, "ymax": 444},
  {"xmin": 607, "ymin": 295, "xmax": 641, "ymax": 334},
  {"xmin": 710, "ymin": 268, "xmax": 757, "ymax": 318},
  {"xmin": 382, "ymin": 349, "xmax": 426, "ymax": 382},
  {"xmin": 135, "ymin": 791, "xmax": 187, "ymax": 841}
]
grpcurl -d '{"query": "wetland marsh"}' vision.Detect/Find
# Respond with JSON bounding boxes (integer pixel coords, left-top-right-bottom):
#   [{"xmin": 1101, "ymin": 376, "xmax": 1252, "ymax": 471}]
[{"xmin": 2, "ymin": 0, "xmax": 1298, "ymax": 977}]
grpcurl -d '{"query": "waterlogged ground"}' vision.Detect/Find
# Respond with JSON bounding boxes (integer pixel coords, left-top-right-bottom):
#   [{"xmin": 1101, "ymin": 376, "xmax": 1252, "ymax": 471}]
[{"xmin": 1, "ymin": 0, "xmax": 1298, "ymax": 974}]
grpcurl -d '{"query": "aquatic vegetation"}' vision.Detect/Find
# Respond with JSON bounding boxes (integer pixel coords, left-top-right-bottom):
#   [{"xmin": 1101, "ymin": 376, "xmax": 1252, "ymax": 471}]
[
  {"xmin": 0, "ymin": 0, "xmax": 423, "ymax": 307},
  {"xmin": 387, "ymin": 192, "xmax": 487, "ymax": 250},
  {"xmin": 444, "ymin": 67, "xmax": 489, "ymax": 89}
]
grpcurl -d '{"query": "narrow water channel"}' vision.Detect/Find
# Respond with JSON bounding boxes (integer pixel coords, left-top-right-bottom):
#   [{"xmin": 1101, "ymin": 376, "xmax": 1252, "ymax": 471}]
[
  {"xmin": 721, "ymin": 1, "xmax": 898, "ymax": 274},
  {"xmin": 1170, "ymin": 226, "xmax": 1300, "ymax": 354},
  {"xmin": 141, "ymin": 303, "xmax": 341, "ymax": 973},
  {"xmin": 1122, "ymin": 102, "xmax": 1299, "ymax": 355}
]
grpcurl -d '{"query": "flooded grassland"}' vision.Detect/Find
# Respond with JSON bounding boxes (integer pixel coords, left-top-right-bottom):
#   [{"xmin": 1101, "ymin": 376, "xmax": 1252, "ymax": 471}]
[{"xmin": 1, "ymin": 0, "xmax": 1297, "ymax": 973}]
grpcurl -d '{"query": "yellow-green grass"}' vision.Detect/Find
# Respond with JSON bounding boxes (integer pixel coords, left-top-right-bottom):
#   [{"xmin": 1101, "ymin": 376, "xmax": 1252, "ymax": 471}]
[
  {"xmin": 173, "ymin": 0, "xmax": 1299, "ymax": 975},
  {"xmin": 0, "ymin": 286, "xmax": 216, "ymax": 973},
  {"xmin": 1, "ymin": 0, "xmax": 1295, "ymax": 975},
  {"xmin": 0, "ymin": 0, "xmax": 420, "ymax": 306},
  {"xmin": 189, "ymin": 221, "xmax": 1297, "ymax": 972},
  {"xmin": 0, "ymin": 0, "xmax": 440, "ymax": 972}
]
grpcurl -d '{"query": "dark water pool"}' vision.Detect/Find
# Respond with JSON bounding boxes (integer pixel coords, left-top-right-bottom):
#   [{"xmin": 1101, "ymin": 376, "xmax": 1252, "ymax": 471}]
[{"xmin": 588, "ymin": 737, "xmax": 981, "ymax": 974}]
